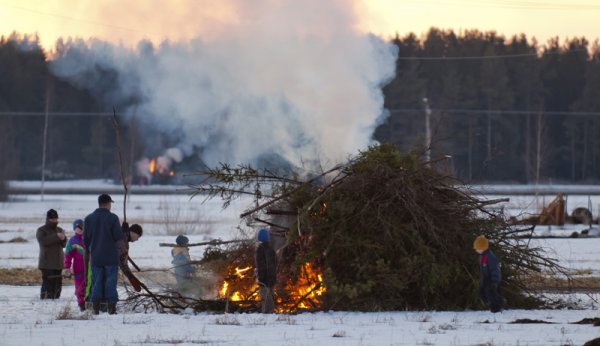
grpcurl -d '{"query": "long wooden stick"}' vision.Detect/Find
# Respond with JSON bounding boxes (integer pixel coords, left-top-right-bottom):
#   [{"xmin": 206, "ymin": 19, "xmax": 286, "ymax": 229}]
[
  {"xmin": 159, "ymin": 239, "xmax": 247, "ymax": 248},
  {"xmin": 128, "ymin": 256, "xmax": 141, "ymax": 272},
  {"xmin": 111, "ymin": 107, "xmax": 128, "ymax": 222},
  {"xmin": 253, "ymin": 217, "xmax": 289, "ymax": 230},
  {"xmin": 286, "ymin": 282, "xmax": 322, "ymax": 312}
]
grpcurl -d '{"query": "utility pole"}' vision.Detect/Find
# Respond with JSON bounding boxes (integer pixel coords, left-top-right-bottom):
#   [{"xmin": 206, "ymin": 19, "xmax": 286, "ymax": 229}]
[
  {"xmin": 422, "ymin": 97, "xmax": 432, "ymax": 165},
  {"xmin": 41, "ymin": 78, "xmax": 50, "ymax": 201}
]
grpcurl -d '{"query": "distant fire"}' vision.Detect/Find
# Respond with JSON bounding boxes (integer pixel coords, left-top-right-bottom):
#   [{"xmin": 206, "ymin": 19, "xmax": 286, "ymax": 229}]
[
  {"xmin": 149, "ymin": 159, "xmax": 156, "ymax": 174},
  {"xmin": 136, "ymin": 147, "xmax": 183, "ymax": 184}
]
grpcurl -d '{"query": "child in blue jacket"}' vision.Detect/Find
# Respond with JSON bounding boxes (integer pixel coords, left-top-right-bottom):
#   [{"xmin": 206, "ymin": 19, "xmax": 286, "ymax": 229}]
[{"xmin": 171, "ymin": 235, "xmax": 194, "ymax": 287}]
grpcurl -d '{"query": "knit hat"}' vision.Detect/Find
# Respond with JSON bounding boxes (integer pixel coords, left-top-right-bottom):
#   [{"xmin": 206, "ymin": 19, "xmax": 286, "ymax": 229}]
[
  {"xmin": 46, "ymin": 209, "xmax": 58, "ymax": 220},
  {"xmin": 72, "ymin": 219, "xmax": 84, "ymax": 230},
  {"xmin": 257, "ymin": 228, "xmax": 270, "ymax": 243},
  {"xmin": 176, "ymin": 235, "xmax": 189, "ymax": 246},
  {"xmin": 473, "ymin": 235, "xmax": 489, "ymax": 251},
  {"xmin": 129, "ymin": 224, "xmax": 143, "ymax": 236}
]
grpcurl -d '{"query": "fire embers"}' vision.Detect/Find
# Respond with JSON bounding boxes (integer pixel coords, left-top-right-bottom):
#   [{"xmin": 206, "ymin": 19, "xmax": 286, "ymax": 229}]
[
  {"xmin": 219, "ymin": 266, "xmax": 258, "ymax": 304},
  {"xmin": 217, "ymin": 261, "xmax": 326, "ymax": 313},
  {"xmin": 277, "ymin": 262, "xmax": 326, "ymax": 312}
]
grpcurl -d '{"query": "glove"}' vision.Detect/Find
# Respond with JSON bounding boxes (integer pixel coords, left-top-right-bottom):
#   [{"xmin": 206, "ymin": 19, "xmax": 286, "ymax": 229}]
[
  {"xmin": 121, "ymin": 221, "xmax": 129, "ymax": 233},
  {"xmin": 128, "ymin": 275, "xmax": 142, "ymax": 292},
  {"xmin": 63, "ymin": 269, "xmax": 72, "ymax": 278}
]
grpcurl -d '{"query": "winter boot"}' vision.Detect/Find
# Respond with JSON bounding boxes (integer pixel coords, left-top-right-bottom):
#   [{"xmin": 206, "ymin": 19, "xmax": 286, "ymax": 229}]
[
  {"xmin": 107, "ymin": 303, "xmax": 117, "ymax": 315},
  {"xmin": 100, "ymin": 300, "xmax": 108, "ymax": 313},
  {"xmin": 78, "ymin": 303, "xmax": 86, "ymax": 312},
  {"xmin": 92, "ymin": 301, "xmax": 100, "ymax": 315}
]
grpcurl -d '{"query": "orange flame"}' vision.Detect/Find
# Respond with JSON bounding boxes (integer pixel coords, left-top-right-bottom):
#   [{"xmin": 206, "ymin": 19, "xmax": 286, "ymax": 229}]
[
  {"xmin": 219, "ymin": 266, "xmax": 257, "ymax": 302},
  {"xmin": 218, "ymin": 262, "xmax": 326, "ymax": 312},
  {"xmin": 149, "ymin": 159, "xmax": 156, "ymax": 174},
  {"xmin": 279, "ymin": 262, "xmax": 326, "ymax": 311}
]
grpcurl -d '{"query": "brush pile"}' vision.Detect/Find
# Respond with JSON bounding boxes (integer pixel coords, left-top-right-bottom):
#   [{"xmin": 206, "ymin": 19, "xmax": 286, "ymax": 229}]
[{"xmin": 145, "ymin": 144, "xmax": 562, "ymax": 312}]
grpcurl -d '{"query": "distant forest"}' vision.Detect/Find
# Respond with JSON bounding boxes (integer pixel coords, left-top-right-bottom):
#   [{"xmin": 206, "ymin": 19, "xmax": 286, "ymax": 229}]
[{"xmin": 1, "ymin": 28, "xmax": 600, "ymax": 186}]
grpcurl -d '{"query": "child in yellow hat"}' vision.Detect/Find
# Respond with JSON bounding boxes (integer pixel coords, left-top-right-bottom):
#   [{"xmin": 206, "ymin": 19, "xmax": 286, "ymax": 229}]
[{"xmin": 473, "ymin": 235, "xmax": 503, "ymax": 313}]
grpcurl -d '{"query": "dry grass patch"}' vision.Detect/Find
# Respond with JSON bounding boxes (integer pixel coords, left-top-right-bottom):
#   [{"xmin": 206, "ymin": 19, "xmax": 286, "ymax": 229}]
[
  {"xmin": 0, "ymin": 236, "xmax": 28, "ymax": 243},
  {"xmin": 56, "ymin": 304, "xmax": 91, "ymax": 320},
  {"xmin": 0, "ymin": 268, "xmax": 41, "ymax": 285},
  {"xmin": 526, "ymin": 273, "xmax": 600, "ymax": 292}
]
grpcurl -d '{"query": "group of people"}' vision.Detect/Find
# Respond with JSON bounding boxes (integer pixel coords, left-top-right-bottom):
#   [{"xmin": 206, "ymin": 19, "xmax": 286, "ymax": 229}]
[
  {"xmin": 36, "ymin": 194, "xmax": 144, "ymax": 315},
  {"xmin": 36, "ymin": 195, "xmax": 502, "ymax": 315}
]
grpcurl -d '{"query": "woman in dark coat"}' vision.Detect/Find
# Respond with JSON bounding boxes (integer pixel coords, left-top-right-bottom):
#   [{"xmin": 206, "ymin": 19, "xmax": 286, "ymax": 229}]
[{"xmin": 36, "ymin": 209, "xmax": 67, "ymax": 299}]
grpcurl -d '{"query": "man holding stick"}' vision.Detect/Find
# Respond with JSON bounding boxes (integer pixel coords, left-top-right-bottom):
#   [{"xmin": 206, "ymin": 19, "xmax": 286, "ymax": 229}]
[{"xmin": 118, "ymin": 222, "xmax": 144, "ymax": 292}]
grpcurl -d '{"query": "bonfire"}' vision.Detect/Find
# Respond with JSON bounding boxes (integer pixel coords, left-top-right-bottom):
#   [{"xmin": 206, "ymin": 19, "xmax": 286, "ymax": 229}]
[{"xmin": 126, "ymin": 144, "xmax": 563, "ymax": 313}]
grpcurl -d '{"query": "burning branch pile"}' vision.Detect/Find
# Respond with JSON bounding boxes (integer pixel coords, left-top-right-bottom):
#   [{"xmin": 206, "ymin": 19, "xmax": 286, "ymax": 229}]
[{"xmin": 187, "ymin": 144, "xmax": 561, "ymax": 312}]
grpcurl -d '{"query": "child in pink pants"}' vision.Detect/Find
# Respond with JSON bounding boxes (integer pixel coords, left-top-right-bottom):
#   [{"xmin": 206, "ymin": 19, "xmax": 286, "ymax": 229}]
[{"xmin": 64, "ymin": 219, "xmax": 87, "ymax": 311}]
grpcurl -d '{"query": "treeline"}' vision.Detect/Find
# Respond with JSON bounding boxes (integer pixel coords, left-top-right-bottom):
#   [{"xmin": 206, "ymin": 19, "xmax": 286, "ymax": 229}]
[
  {"xmin": 1, "ymin": 29, "xmax": 600, "ymax": 186},
  {"xmin": 0, "ymin": 33, "xmax": 147, "ymax": 187},
  {"xmin": 375, "ymin": 28, "xmax": 600, "ymax": 183}
]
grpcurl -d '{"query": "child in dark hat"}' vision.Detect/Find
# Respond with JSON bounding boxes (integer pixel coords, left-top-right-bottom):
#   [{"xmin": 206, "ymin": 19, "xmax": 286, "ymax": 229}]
[{"xmin": 171, "ymin": 235, "xmax": 194, "ymax": 291}]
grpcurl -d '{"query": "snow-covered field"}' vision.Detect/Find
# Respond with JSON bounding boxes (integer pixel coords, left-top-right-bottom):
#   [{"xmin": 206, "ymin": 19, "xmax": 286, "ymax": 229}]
[
  {"xmin": 1, "ymin": 187, "xmax": 599, "ymax": 345},
  {"xmin": 1, "ymin": 284, "xmax": 598, "ymax": 346}
]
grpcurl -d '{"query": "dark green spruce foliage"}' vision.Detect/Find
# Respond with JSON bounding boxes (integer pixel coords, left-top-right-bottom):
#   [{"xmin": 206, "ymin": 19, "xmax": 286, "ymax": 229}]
[
  {"xmin": 196, "ymin": 144, "xmax": 558, "ymax": 311},
  {"xmin": 296, "ymin": 144, "xmax": 491, "ymax": 310}
]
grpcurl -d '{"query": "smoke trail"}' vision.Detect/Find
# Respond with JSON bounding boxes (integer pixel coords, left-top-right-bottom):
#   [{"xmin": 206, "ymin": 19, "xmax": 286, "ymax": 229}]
[{"xmin": 49, "ymin": 0, "xmax": 398, "ymax": 169}]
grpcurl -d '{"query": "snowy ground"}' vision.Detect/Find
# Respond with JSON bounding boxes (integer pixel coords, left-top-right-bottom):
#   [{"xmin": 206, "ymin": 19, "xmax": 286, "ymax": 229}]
[
  {"xmin": 1, "ymin": 186, "xmax": 599, "ymax": 345},
  {"xmin": 1, "ymin": 284, "xmax": 598, "ymax": 346}
]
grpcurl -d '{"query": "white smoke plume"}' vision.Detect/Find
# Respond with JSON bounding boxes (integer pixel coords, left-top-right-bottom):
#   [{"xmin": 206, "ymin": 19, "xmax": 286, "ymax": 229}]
[{"xmin": 49, "ymin": 0, "xmax": 398, "ymax": 170}]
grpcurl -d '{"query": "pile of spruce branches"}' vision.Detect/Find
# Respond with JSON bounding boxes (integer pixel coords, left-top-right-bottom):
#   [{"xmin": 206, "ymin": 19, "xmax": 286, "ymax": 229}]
[{"xmin": 190, "ymin": 144, "xmax": 562, "ymax": 311}]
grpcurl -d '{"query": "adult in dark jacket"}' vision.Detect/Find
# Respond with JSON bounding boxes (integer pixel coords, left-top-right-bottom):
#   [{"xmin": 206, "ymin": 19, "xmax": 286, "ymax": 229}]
[
  {"xmin": 36, "ymin": 209, "xmax": 67, "ymax": 299},
  {"xmin": 473, "ymin": 235, "xmax": 503, "ymax": 313},
  {"xmin": 83, "ymin": 194, "xmax": 123, "ymax": 315},
  {"xmin": 255, "ymin": 228, "xmax": 277, "ymax": 313},
  {"xmin": 118, "ymin": 222, "xmax": 144, "ymax": 292}
]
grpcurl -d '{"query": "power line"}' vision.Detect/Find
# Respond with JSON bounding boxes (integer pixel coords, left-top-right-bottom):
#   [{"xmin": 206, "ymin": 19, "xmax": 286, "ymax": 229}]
[
  {"xmin": 0, "ymin": 111, "xmax": 113, "ymax": 116},
  {"xmin": 396, "ymin": 48, "xmax": 588, "ymax": 61},
  {"xmin": 417, "ymin": 0, "xmax": 600, "ymax": 11},
  {"xmin": 466, "ymin": 0, "xmax": 600, "ymax": 11},
  {"xmin": 387, "ymin": 108, "xmax": 600, "ymax": 116},
  {"xmin": 0, "ymin": 2, "xmax": 160, "ymax": 36},
  {"xmin": 3, "ymin": 109, "xmax": 600, "ymax": 117}
]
